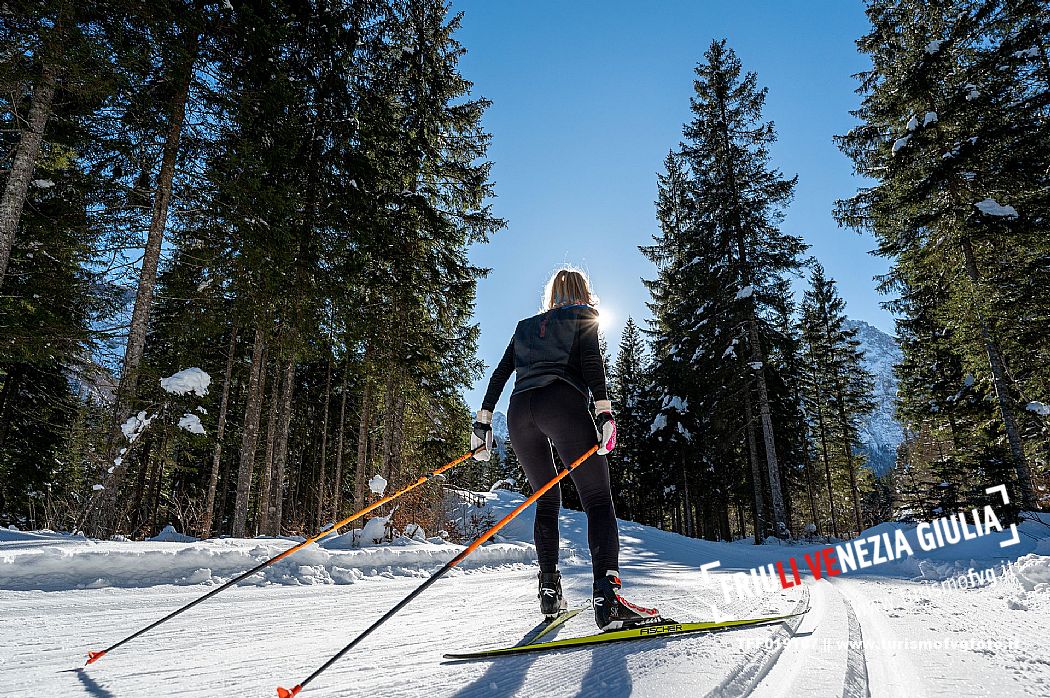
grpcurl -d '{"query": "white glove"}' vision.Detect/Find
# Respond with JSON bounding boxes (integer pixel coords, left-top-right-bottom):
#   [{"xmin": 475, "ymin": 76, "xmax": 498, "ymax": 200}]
[
  {"xmin": 594, "ymin": 400, "xmax": 616, "ymax": 455},
  {"xmin": 471, "ymin": 409, "xmax": 493, "ymax": 461}
]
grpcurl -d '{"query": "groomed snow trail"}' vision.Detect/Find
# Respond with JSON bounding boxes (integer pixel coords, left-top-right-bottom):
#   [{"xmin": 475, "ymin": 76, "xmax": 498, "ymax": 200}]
[{"xmin": 2, "ymin": 493, "xmax": 1048, "ymax": 697}]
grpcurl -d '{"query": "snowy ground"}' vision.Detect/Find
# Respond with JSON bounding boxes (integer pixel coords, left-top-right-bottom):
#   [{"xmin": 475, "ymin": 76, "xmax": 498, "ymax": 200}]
[{"xmin": 2, "ymin": 490, "xmax": 1049, "ymax": 697}]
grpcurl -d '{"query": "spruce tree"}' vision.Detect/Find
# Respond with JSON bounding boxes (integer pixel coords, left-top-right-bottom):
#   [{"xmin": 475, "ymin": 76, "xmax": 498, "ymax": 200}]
[
  {"xmin": 609, "ymin": 317, "xmax": 649, "ymax": 522},
  {"xmin": 642, "ymin": 40, "xmax": 807, "ymax": 541},
  {"xmin": 836, "ymin": 0, "xmax": 1050, "ymax": 512},
  {"xmin": 798, "ymin": 264, "xmax": 877, "ymax": 536}
]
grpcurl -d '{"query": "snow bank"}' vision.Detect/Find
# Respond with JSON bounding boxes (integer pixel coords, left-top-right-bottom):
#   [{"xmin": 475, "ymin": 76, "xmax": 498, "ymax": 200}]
[
  {"xmin": 148, "ymin": 525, "xmax": 200, "ymax": 543},
  {"xmin": 0, "ymin": 491, "xmax": 541, "ymax": 592},
  {"xmin": 2, "ymin": 490, "xmax": 1047, "ymax": 596},
  {"xmin": 0, "ymin": 534, "xmax": 538, "ymax": 592}
]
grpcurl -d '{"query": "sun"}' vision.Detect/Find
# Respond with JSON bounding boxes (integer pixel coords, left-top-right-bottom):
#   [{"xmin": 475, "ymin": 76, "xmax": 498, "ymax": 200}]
[{"xmin": 598, "ymin": 307, "xmax": 615, "ymax": 334}]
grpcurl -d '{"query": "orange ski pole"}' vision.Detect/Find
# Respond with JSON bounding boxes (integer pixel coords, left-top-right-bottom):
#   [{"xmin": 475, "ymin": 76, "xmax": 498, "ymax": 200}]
[
  {"xmin": 276, "ymin": 444, "xmax": 600, "ymax": 697},
  {"xmin": 84, "ymin": 445, "xmax": 483, "ymax": 666}
]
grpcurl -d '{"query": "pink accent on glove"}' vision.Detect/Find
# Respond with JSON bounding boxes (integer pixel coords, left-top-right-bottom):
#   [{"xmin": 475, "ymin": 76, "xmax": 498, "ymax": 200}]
[{"xmin": 603, "ymin": 421, "xmax": 617, "ymax": 452}]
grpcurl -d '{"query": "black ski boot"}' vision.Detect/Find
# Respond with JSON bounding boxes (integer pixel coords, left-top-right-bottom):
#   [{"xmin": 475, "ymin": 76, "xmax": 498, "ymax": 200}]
[
  {"xmin": 538, "ymin": 571, "xmax": 566, "ymax": 617},
  {"xmin": 592, "ymin": 571, "xmax": 661, "ymax": 631}
]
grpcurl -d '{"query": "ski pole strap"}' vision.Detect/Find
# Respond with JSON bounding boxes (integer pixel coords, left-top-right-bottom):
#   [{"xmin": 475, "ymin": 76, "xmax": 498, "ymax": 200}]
[
  {"xmin": 283, "ymin": 444, "xmax": 600, "ymax": 695},
  {"xmin": 86, "ymin": 446, "xmax": 482, "ymax": 664}
]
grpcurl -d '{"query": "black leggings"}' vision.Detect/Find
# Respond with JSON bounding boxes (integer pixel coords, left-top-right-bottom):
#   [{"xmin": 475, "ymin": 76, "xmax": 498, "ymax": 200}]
[{"xmin": 508, "ymin": 380, "xmax": 619, "ymax": 581}]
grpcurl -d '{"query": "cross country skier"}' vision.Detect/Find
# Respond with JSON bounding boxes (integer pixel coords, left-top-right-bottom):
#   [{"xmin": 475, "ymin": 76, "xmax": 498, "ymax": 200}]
[{"xmin": 470, "ymin": 267, "xmax": 660, "ymax": 631}]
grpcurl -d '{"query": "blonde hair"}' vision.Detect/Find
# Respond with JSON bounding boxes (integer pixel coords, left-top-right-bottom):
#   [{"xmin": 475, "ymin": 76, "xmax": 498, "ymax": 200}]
[{"xmin": 541, "ymin": 267, "xmax": 598, "ymax": 311}]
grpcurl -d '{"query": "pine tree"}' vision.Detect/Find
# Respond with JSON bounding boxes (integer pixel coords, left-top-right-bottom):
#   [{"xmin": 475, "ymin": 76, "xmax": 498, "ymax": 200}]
[
  {"xmin": 0, "ymin": 1, "xmax": 120, "ymax": 528},
  {"xmin": 641, "ymin": 40, "xmax": 807, "ymax": 541},
  {"xmin": 836, "ymin": 0, "xmax": 1050, "ymax": 512},
  {"xmin": 798, "ymin": 264, "xmax": 877, "ymax": 536},
  {"xmin": 609, "ymin": 317, "xmax": 649, "ymax": 522}
]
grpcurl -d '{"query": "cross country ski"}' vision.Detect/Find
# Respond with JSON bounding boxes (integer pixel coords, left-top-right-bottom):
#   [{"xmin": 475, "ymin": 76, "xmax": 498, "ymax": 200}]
[{"xmin": 444, "ymin": 610, "xmax": 809, "ymax": 660}]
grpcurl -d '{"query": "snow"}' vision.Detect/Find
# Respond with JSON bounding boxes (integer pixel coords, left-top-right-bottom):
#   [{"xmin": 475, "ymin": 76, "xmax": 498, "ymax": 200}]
[
  {"xmin": 925, "ymin": 39, "xmax": 944, "ymax": 54},
  {"xmin": 975, "ymin": 198, "xmax": 1019, "ymax": 219},
  {"xmin": 923, "ymin": 111, "xmax": 938, "ymax": 126},
  {"xmin": 906, "ymin": 115, "xmax": 919, "ymax": 132},
  {"xmin": 748, "ymin": 361, "xmax": 763, "ymax": 370},
  {"xmin": 965, "ymin": 84, "xmax": 979, "ymax": 100},
  {"xmin": 147, "ymin": 525, "xmax": 199, "ymax": 543},
  {"xmin": 662, "ymin": 395, "xmax": 688, "ymax": 412},
  {"xmin": 892, "ymin": 135, "xmax": 910, "ymax": 154},
  {"xmin": 402, "ymin": 523, "xmax": 426, "ymax": 542},
  {"xmin": 159, "ymin": 367, "xmax": 211, "ymax": 396},
  {"xmin": 357, "ymin": 516, "xmax": 390, "ymax": 545},
  {"xmin": 1026, "ymin": 401, "xmax": 1050, "ymax": 416},
  {"xmin": 2, "ymin": 491, "xmax": 1049, "ymax": 696},
  {"xmin": 368, "ymin": 474, "xmax": 388, "ymax": 496},
  {"xmin": 1013, "ymin": 47, "xmax": 1040, "ymax": 58},
  {"xmin": 649, "ymin": 413, "xmax": 667, "ymax": 434},
  {"xmin": 31, "ymin": 179, "xmax": 54, "ymax": 189},
  {"xmin": 177, "ymin": 413, "xmax": 206, "ymax": 435},
  {"xmin": 91, "ymin": 484, "xmax": 104, "ymax": 491},
  {"xmin": 735, "ymin": 285, "xmax": 754, "ymax": 299},
  {"xmin": 120, "ymin": 411, "xmax": 154, "ymax": 442}
]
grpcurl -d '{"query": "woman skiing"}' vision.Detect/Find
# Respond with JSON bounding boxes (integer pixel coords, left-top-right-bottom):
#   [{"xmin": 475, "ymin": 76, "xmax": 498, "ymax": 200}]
[{"xmin": 470, "ymin": 267, "xmax": 660, "ymax": 631}]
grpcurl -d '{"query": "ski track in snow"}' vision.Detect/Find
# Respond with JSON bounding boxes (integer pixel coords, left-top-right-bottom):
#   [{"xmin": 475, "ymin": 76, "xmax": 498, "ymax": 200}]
[{"xmin": 2, "ymin": 494, "xmax": 1049, "ymax": 697}]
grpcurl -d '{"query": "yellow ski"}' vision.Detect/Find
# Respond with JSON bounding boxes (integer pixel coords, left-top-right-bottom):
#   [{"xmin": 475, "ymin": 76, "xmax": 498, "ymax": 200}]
[{"xmin": 444, "ymin": 610, "xmax": 806, "ymax": 660}]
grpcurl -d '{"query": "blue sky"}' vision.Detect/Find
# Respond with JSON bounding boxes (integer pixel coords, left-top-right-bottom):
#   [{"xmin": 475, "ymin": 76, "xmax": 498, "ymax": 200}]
[{"xmin": 453, "ymin": 0, "xmax": 891, "ymax": 413}]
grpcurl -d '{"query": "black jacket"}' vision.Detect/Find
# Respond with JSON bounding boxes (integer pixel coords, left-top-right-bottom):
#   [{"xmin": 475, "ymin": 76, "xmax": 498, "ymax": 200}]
[{"xmin": 481, "ymin": 304, "xmax": 609, "ymax": 411}]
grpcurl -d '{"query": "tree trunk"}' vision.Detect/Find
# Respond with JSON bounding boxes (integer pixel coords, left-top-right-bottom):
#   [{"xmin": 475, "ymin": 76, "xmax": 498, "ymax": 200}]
[
  {"xmin": 269, "ymin": 359, "xmax": 296, "ymax": 534},
  {"xmin": 0, "ymin": 58, "xmax": 58, "ymax": 284},
  {"xmin": 680, "ymin": 455, "xmax": 693, "ymax": 537},
  {"xmin": 389, "ymin": 388, "xmax": 407, "ymax": 484},
  {"xmin": 713, "ymin": 72, "xmax": 787, "ymax": 539},
  {"xmin": 354, "ymin": 380, "xmax": 372, "ymax": 512},
  {"xmin": 816, "ymin": 406, "xmax": 839, "ymax": 539},
  {"xmin": 380, "ymin": 371, "xmax": 396, "ymax": 480},
  {"xmin": 314, "ymin": 356, "xmax": 332, "ymax": 530},
  {"xmin": 233, "ymin": 328, "xmax": 267, "ymax": 537},
  {"xmin": 331, "ymin": 362, "xmax": 350, "ymax": 522},
  {"xmin": 0, "ymin": 365, "xmax": 23, "ymax": 448},
  {"xmin": 258, "ymin": 364, "xmax": 280, "ymax": 535},
  {"xmin": 802, "ymin": 437, "xmax": 820, "ymax": 537},
  {"xmin": 114, "ymin": 35, "xmax": 200, "ymax": 413},
  {"xmin": 744, "ymin": 397, "xmax": 765, "ymax": 544},
  {"xmin": 836, "ymin": 402, "xmax": 863, "ymax": 536},
  {"xmin": 748, "ymin": 318, "xmax": 787, "ymax": 535},
  {"xmin": 960, "ymin": 237, "xmax": 1035, "ymax": 509},
  {"xmin": 201, "ymin": 323, "xmax": 238, "ymax": 536}
]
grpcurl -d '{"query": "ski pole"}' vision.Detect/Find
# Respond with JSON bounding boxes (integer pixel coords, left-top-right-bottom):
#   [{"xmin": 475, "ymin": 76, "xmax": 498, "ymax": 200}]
[
  {"xmin": 85, "ymin": 445, "xmax": 483, "ymax": 666},
  {"xmin": 276, "ymin": 443, "xmax": 599, "ymax": 697}
]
